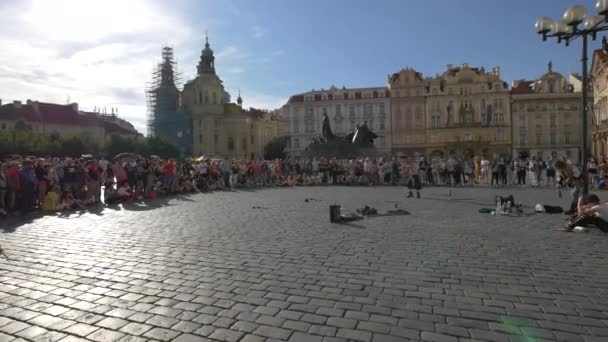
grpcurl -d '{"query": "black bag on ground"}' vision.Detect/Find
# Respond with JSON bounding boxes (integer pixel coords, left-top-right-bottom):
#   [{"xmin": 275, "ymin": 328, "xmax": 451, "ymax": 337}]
[{"xmin": 542, "ymin": 205, "xmax": 564, "ymax": 214}]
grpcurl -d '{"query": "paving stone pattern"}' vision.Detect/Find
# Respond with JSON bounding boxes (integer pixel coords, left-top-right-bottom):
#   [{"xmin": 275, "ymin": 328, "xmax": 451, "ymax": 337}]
[{"xmin": 0, "ymin": 186, "xmax": 607, "ymax": 342}]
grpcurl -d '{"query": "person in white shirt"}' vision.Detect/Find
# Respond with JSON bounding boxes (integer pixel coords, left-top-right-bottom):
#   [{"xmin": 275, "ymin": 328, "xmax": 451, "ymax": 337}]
[{"xmin": 480, "ymin": 158, "xmax": 490, "ymax": 184}]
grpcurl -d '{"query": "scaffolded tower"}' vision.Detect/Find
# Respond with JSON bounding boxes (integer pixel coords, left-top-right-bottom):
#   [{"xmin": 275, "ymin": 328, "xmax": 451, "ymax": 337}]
[{"xmin": 146, "ymin": 46, "xmax": 182, "ymax": 137}]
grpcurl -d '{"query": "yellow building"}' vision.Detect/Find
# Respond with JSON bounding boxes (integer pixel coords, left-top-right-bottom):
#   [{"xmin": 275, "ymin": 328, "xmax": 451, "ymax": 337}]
[
  {"xmin": 511, "ymin": 63, "xmax": 582, "ymax": 161},
  {"xmin": 387, "ymin": 68, "xmax": 426, "ymax": 155},
  {"xmin": 181, "ymin": 36, "xmax": 281, "ymax": 159},
  {"xmin": 424, "ymin": 64, "xmax": 511, "ymax": 158}
]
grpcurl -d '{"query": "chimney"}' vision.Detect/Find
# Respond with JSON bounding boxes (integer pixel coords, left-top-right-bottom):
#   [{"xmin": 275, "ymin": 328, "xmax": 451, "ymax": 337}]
[
  {"xmin": 26, "ymin": 99, "xmax": 32, "ymax": 105},
  {"xmin": 13, "ymin": 100, "xmax": 21, "ymax": 108},
  {"xmin": 71, "ymin": 103, "xmax": 78, "ymax": 112}
]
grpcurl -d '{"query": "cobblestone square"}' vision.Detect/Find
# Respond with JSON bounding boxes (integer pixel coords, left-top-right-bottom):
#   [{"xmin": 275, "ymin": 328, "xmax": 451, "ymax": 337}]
[{"xmin": 0, "ymin": 186, "xmax": 607, "ymax": 342}]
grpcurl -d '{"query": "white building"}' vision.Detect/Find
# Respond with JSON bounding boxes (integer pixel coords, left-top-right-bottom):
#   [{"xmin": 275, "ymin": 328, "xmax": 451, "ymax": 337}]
[{"xmin": 280, "ymin": 86, "xmax": 391, "ymax": 156}]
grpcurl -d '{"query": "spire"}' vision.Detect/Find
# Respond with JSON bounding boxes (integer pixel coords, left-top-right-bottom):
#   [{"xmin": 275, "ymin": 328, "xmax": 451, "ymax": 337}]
[
  {"xmin": 548, "ymin": 60, "xmax": 553, "ymax": 73},
  {"xmin": 237, "ymin": 88, "xmax": 243, "ymax": 107},
  {"xmin": 197, "ymin": 33, "xmax": 215, "ymax": 75}
]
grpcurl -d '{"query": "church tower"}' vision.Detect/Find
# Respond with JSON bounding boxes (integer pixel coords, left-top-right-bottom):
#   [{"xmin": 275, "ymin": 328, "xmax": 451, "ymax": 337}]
[{"xmin": 197, "ymin": 34, "xmax": 216, "ymax": 75}]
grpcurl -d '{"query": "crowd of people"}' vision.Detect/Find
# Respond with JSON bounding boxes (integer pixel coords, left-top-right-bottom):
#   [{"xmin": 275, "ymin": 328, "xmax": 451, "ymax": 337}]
[{"xmin": 0, "ymin": 153, "xmax": 607, "ymax": 218}]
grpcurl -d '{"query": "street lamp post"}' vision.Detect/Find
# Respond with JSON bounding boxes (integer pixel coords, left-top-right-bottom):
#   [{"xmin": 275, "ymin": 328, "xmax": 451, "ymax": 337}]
[{"xmin": 535, "ymin": 1, "xmax": 608, "ymax": 195}]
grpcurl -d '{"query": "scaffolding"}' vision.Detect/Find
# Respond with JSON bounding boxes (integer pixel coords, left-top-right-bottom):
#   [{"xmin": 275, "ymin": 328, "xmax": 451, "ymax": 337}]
[{"xmin": 145, "ymin": 46, "xmax": 182, "ymax": 137}]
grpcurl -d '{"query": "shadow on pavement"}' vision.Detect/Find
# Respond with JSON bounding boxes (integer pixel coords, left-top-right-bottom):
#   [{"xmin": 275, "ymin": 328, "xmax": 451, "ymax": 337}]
[{"xmin": 0, "ymin": 192, "xmax": 198, "ymax": 233}]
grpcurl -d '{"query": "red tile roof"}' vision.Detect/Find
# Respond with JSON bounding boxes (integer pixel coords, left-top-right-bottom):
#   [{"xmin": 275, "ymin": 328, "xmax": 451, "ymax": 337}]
[
  {"xmin": 0, "ymin": 101, "xmax": 138, "ymax": 135},
  {"xmin": 511, "ymin": 80, "xmax": 534, "ymax": 94}
]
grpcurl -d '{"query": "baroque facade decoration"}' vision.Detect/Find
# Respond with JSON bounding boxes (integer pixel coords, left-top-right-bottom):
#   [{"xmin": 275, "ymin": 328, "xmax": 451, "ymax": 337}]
[
  {"xmin": 387, "ymin": 68, "xmax": 426, "ymax": 155},
  {"xmin": 180, "ymin": 36, "xmax": 281, "ymax": 159},
  {"xmin": 424, "ymin": 64, "xmax": 511, "ymax": 157},
  {"xmin": 592, "ymin": 49, "xmax": 608, "ymax": 159},
  {"xmin": 280, "ymin": 86, "xmax": 391, "ymax": 156},
  {"xmin": 511, "ymin": 62, "xmax": 582, "ymax": 162}
]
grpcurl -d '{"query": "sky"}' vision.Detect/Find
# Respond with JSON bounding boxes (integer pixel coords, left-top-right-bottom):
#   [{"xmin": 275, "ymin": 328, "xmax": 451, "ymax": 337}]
[{"xmin": 0, "ymin": 0, "xmax": 604, "ymax": 134}]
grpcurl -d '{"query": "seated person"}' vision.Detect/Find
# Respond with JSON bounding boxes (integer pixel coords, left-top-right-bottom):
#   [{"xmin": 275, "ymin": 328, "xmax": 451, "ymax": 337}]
[
  {"xmin": 42, "ymin": 186, "xmax": 61, "ymax": 212},
  {"xmin": 561, "ymin": 194, "xmax": 608, "ymax": 232},
  {"xmin": 58, "ymin": 191, "xmax": 84, "ymax": 211}
]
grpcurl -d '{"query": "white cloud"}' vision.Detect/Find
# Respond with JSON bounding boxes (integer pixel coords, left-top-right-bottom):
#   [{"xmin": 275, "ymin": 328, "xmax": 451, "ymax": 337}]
[
  {"xmin": 272, "ymin": 49, "xmax": 286, "ymax": 56},
  {"xmin": 216, "ymin": 46, "xmax": 239, "ymax": 59},
  {"xmin": 225, "ymin": 67, "xmax": 244, "ymax": 74},
  {"xmin": 231, "ymin": 89, "xmax": 287, "ymax": 111},
  {"xmin": 252, "ymin": 26, "xmax": 266, "ymax": 38},
  {"xmin": 0, "ymin": 0, "xmax": 193, "ymax": 135}
]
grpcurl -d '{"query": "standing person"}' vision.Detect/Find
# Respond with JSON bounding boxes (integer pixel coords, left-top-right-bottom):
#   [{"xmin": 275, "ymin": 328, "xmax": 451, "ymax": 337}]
[
  {"xmin": 498, "ymin": 158, "xmax": 507, "ymax": 186},
  {"xmin": 19, "ymin": 159, "xmax": 37, "ymax": 212},
  {"xmin": 588, "ymin": 157, "xmax": 598, "ymax": 187},
  {"xmin": 6, "ymin": 160, "xmax": 20, "ymax": 211},
  {"xmin": 490, "ymin": 159, "xmax": 499, "ymax": 186},
  {"xmin": 463, "ymin": 158, "xmax": 474, "ymax": 185},
  {"xmin": 555, "ymin": 159, "xmax": 584, "ymax": 215},
  {"xmin": 163, "ymin": 158, "xmax": 176, "ymax": 193},
  {"xmin": 480, "ymin": 157, "xmax": 490, "ymax": 184},
  {"xmin": 516, "ymin": 157, "xmax": 527, "ymax": 186},
  {"xmin": 528, "ymin": 157, "xmax": 539, "ymax": 187},
  {"xmin": 34, "ymin": 159, "xmax": 49, "ymax": 206},
  {"xmin": 85, "ymin": 160, "xmax": 102, "ymax": 203},
  {"xmin": 406, "ymin": 157, "xmax": 422, "ymax": 198},
  {"xmin": 0, "ymin": 163, "xmax": 7, "ymax": 215},
  {"xmin": 546, "ymin": 156, "xmax": 557, "ymax": 188}
]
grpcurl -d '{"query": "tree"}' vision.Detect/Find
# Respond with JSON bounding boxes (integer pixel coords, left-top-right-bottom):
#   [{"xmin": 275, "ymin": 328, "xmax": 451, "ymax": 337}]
[{"xmin": 263, "ymin": 136, "xmax": 289, "ymax": 160}]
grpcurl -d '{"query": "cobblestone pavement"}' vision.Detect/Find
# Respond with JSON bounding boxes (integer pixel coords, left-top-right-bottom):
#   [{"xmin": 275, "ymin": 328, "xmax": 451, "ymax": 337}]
[{"xmin": 0, "ymin": 186, "xmax": 607, "ymax": 342}]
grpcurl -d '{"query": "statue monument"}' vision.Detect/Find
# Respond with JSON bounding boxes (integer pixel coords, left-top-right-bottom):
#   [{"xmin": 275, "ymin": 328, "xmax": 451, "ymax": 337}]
[{"xmin": 302, "ymin": 116, "xmax": 380, "ymax": 158}]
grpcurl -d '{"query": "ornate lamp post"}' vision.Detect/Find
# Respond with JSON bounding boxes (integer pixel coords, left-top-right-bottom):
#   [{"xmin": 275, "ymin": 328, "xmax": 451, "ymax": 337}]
[{"xmin": 535, "ymin": 1, "xmax": 608, "ymax": 195}]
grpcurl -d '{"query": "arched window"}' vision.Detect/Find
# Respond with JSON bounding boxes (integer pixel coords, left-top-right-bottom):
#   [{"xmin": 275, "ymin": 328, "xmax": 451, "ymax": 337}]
[
  {"xmin": 212, "ymin": 92, "xmax": 217, "ymax": 104},
  {"xmin": 205, "ymin": 90, "xmax": 209, "ymax": 104},
  {"xmin": 198, "ymin": 91, "xmax": 202, "ymax": 104}
]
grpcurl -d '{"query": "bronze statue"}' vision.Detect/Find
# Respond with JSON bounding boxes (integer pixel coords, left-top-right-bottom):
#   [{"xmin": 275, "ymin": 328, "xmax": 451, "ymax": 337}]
[
  {"xmin": 345, "ymin": 122, "xmax": 378, "ymax": 145},
  {"xmin": 321, "ymin": 113, "xmax": 335, "ymax": 142}
]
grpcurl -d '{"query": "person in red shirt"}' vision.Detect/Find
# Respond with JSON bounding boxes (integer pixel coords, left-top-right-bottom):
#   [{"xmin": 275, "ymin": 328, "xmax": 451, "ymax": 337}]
[
  {"xmin": 163, "ymin": 159, "xmax": 176, "ymax": 192},
  {"xmin": 6, "ymin": 160, "xmax": 20, "ymax": 211}
]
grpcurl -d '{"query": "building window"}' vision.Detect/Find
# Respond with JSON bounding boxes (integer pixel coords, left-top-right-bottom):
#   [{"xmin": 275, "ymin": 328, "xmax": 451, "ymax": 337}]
[
  {"xmin": 335, "ymin": 104, "xmax": 341, "ymax": 116},
  {"xmin": 214, "ymin": 134, "xmax": 218, "ymax": 145},
  {"xmin": 550, "ymin": 129, "xmax": 556, "ymax": 145},
  {"xmin": 212, "ymin": 92, "xmax": 217, "ymax": 104},
  {"xmin": 549, "ymin": 113, "xmax": 556, "ymax": 127},
  {"xmin": 519, "ymin": 113, "xmax": 525, "ymax": 123},
  {"xmin": 565, "ymin": 133, "xmax": 571, "ymax": 144},
  {"xmin": 519, "ymin": 128, "xmax": 527, "ymax": 145},
  {"xmin": 294, "ymin": 138, "xmax": 300, "ymax": 148},
  {"xmin": 432, "ymin": 115, "xmax": 441, "ymax": 128},
  {"xmin": 305, "ymin": 108, "xmax": 314, "ymax": 133},
  {"xmin": 464, "ymin": 132, "xmax": 473, "ymax": 142},
  {"xmin": 0, "ymin": 123, "xmax": 5, "ymax": 129},
  {"xmin": 536, "ymin": 125, "xmax": 542, "ymax": 145},
  {"xmin": 495, "ymin": 113, "xmax": 504, "ymax": 124},
  {"xmin": 205, "ymin": 91, "xmax": 209, "ymax": 104},
  {"xmin": 250, "ymin": 135, "xmax": 254, "ymax": 144},
  {"xmin": 228, "ymin": 137, "xmax": 235, "ymax": 151},
  {"xmin": 241, "ymin": 138, "xmax": 247, "ymax": 151},
  {"xmin": 199, "ymin": 91, "xmax": 202, "ymax": 104},
  {"xmin": 293, "ymin": 118, "xmax": 299, "ymax": 133},
  {"xmin": 495, "ymin": 129, "xmax": 504, "ymax": 142},
  {"xmin": 199, "ymin": 134, "xmax": 203, "ymax": 145},
  {"xmin": 379, "ymin": 103, "xmax": 385, "ymax": 114},
  {"xmin": 379, "ymin": 115, "xmax": 386, "ymax": 130}
]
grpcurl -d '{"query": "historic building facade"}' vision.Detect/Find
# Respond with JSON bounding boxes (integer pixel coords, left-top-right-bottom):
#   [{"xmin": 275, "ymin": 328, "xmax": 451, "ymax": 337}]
[
  {"xmin": 592, "ymin": 49, "xmax": 608, "ymax": 159},
  {"xmin": 181, "ymin": 36, "xmax": 281, "ymax": 159},
  {"xmin": 387, "ymin": 68, "xmax": 426, "ymax": 155},
  {"xmin": 281, "ymin": 86, "xmax": 391, "ymax": 156},
  {"xmin": 424, "ymin": 64, "xmax": 511, "ymax": 157},
  {"xmin": 511, "ymin": 63, "xmax": 582, "ymax": 162}
]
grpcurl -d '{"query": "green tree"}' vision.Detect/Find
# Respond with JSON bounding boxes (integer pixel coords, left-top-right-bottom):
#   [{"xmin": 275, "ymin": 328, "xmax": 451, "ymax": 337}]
[{"xmin": 263, "ymin": 136, "xmax": 289, "ymax": 160}]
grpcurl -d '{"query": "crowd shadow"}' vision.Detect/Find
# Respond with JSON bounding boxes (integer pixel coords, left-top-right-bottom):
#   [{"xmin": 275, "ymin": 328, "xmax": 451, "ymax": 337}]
[{"xmin": 0, "ymin": 192, "xmax": 199, "ymax": 233}]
